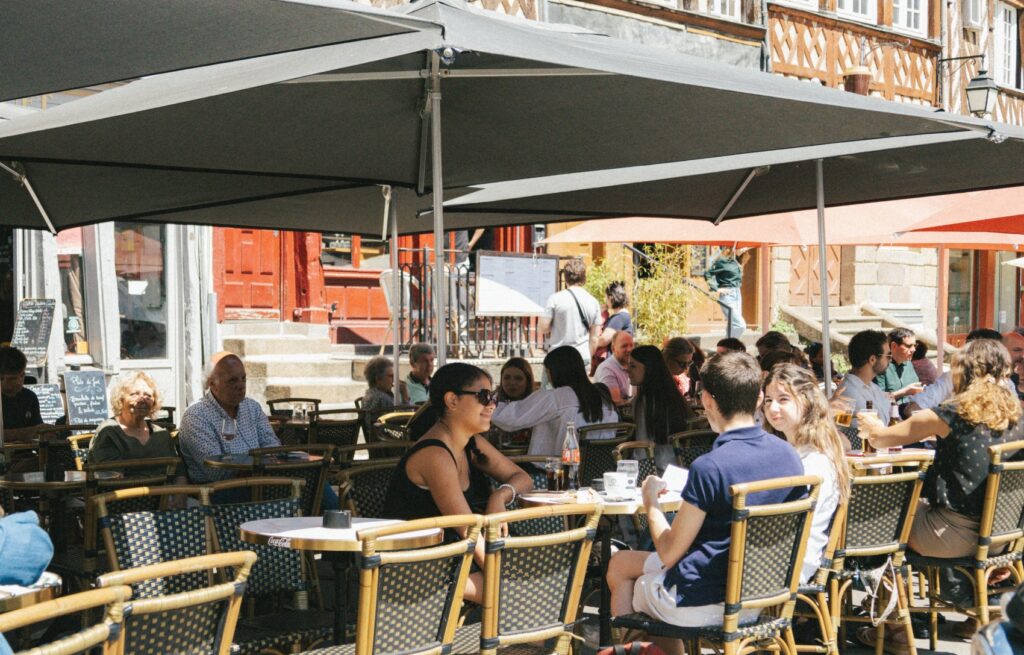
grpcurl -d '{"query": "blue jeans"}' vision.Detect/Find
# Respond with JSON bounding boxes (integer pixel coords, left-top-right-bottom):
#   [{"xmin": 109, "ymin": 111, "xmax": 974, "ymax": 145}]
[{"xmin": 719, "ymin": 287, "xmax": 746, "ymax": 338}]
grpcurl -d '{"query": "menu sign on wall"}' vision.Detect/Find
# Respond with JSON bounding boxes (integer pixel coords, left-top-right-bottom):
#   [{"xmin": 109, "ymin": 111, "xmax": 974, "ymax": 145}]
[
  {"xmin": 26, "ymin": 384, "xmax": 65, "ymax": 424},
  {"xmin": 10, "ymin": 299, "xmax": 55, "ymax": 367}
]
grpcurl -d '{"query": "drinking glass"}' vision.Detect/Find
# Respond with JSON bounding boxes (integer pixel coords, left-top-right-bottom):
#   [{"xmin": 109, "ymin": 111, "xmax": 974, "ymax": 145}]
[
  {"xmin": 617, "ymin": 459, "xmax": 640, "ymax": 493},
  {"xmin": 833, "ymin": 398, "xmax": 853, "ymax": 428},
  {"xmin": 545, "ymin": 457, "xmax": 564, "ymax": 491},
  {"xmin": 221, "ymin": 418, "xmax": 238, "ymax": 442}
]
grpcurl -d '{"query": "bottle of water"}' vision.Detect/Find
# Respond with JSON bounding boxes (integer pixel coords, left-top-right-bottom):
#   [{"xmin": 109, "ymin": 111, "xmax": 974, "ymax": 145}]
[{"xmin": 561, "ymin": 420, "xmax": 580, "ymax": 490}]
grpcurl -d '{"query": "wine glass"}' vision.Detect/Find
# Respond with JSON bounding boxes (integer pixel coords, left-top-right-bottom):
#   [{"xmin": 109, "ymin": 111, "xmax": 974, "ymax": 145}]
[{"xmin": 221, "ymin": 418, "xmax": 238, "ymax": 442}]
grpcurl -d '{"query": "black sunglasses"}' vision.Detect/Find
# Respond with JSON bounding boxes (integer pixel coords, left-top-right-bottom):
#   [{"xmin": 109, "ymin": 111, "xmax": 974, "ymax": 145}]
[{"xmin": 454, "ymin": 388, "xmax": 499, "ymax": 405}]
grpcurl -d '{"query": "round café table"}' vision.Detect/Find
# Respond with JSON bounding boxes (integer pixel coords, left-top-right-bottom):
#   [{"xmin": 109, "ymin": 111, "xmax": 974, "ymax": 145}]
[
  {"xmin": 520, "ymin": 489, "xmax": 684, "ymax": 644},
  {"xmin": 204, "ymin": 452, "xmax": 323, "ymax": 472},
  {"xmin": 240, "ymin": 516, "xmax": 442, "ymax": 645},
  {"xmin": 0, "ymin": 470, "xmax": 121, "ymax": 548},
  {"xmin": 0, "ymin": 571, "xmax": 62, "ymax": 613}
]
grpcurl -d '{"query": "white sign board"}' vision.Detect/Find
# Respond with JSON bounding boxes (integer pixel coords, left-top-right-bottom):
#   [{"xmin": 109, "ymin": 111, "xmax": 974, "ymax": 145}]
[{"xmin": 475, "ymin": 251, "xmax": 559, "ymax": 317}]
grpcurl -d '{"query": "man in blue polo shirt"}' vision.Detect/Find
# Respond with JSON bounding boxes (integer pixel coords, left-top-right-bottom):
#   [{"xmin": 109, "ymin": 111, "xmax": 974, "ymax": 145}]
[{"xmin": 607, "ymin": 350, "xmax": 804, "ymax": 655}]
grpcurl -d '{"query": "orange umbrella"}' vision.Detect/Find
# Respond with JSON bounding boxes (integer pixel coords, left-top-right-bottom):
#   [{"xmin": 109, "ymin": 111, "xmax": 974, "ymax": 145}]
[{"xmin": 899, "ymin": 187, "xmax": 1024, "ymax": 235}]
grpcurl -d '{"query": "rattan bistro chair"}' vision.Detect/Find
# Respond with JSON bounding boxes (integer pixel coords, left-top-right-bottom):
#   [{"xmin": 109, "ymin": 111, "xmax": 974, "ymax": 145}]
[
  {"xmin": 669, "ymin": 429, "xmax": 717, "ymax": 468},
  {"xmin": 205, "ymin": 478, "xmax": 333, "ymax": 654},
  {"xmin": 578, "ymin": 423, "xmax": 634, "ymax": 486},
  {"xmin": 829, "ymin": 454, "xmax": 931, "ymax": 655},
  {"xmin": 298, "ymin": 515, "xmax": 483, "ymax": 655},
  {"xmin": 334, "ymin": 441, "xmax": 413, "ymax": 468},
  {"xmin": 0, "ymin": 586, "xmax": 130, "ymax": 655},
  {"xmin": 249, "ymin": 444, "xmax": 335, "ymax": 516},
  {"xmin": 372, "ymin": 410, "xmax": 417, "ymax": 442},
  {"xmin": 93, "ymin": 485, "xmax": 212, "ymax": 596},
  {"xmin": 790, "ymin": 501, "xmax": 847, "ymax": 655},
  {"xmin": 308, "ymin": 410, "xmax": 363, "ymax": 450},
  {"xmin": 66, "ymin": 432, "xmax": 95, "ymax": 471},
  {"xmin": 337, "ymin": 463, "xmax": 396, "ymax": 518},
  {"xmin": 613, "ymin": 475, "xmax": 821, "ymax": 655},
  {"xmin": 96, "ymin": 552, "xmax": 255, "ymax": 655},
  {"xmin": 268, "ymin": 398, "xmax": 322, "ymax": 419},
  {"xmin": 907, "ymin": 440, "xmax": 1024, "ymax": 648},
  {"xmin": 453, "ymin": 504, "xmax": 603, "ymax": 655}
]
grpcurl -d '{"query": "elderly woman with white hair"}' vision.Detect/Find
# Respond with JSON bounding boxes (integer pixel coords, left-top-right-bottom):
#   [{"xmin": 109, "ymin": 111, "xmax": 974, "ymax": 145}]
[{"xmin": 89, "ymin": 371, "xmax": 184, "ymax": 482}]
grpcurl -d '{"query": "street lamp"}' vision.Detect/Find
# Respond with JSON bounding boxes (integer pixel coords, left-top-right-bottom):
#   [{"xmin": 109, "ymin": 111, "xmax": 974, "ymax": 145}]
[
  {"xmin": 936, "ymin": 54, "xmax": 999, "ymax": 117},
  {"xmin": 965, "ymin": 68, "xmax": 998, "ymax": 117}
]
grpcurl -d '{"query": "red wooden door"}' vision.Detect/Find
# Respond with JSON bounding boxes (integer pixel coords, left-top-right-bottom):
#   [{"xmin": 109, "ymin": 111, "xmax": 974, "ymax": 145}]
[
  {"xmin": 789, "ymin": 246, "xmax": 841, "ymax": 306},
  {"xmin": 214, "ymin": 228, "xmax": 282, "ymax": 320}
]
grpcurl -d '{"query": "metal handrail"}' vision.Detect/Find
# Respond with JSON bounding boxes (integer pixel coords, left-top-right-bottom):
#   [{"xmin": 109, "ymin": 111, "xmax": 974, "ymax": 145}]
[{"xmin": 622, "ymin": 244, "xmax": 732, "ymax": 331}]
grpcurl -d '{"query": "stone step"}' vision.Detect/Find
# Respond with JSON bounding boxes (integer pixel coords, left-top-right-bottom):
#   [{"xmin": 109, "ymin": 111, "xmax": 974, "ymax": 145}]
[
  {"xmin": 243, "ymin": 355, "xmax": 355, "ymax": 379},
  {"xmin": 262, "ymin": 378, "xmax": 367, "ymax": 404},
  {"xmin": 220, "ymin": 321, "xmax": 330, "ymax": 338},
  {"xmin": 222, "ymin": 335, "xmax": 333, "ymax": 357},
  {"xmin": 827, "ymin": 316, "xmax": 886, "ymax": 333}
]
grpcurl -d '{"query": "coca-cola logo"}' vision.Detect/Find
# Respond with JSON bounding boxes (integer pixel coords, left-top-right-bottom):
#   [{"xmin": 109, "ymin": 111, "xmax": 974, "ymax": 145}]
[{"xmin": 267, "ymin": 536, "xmax": 292, "ymax": 548}]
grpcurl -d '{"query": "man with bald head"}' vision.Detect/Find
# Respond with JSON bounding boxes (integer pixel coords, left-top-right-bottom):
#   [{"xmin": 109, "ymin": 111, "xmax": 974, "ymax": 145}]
[
  {"xmin": 178, "ymin": 352, "xmax": 280, "ymax": 484},
  {"xmin": 594, "ymin": 330, "xmax": 635, "ymax": 405}
]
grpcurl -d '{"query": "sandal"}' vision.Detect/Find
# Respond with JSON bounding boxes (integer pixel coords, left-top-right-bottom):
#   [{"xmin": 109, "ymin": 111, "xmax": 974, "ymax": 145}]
[{"xmin": 855, "ymin": 626, "xmax": 912, "ymax": 655}]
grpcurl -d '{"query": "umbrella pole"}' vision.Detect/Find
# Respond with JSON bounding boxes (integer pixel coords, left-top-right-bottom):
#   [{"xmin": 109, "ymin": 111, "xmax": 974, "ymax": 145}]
[
  {"xmin": 815, "ymin": 159, "xmax": 833, "ymax": 396},
  {"xmin": 935, "ymin": 246, "xmax": 949, "ymax": 370},
  {"xmin": 389, "ymin": 192, "xmax": 402, "ymax": 400},
  {"xmin": 429, "ymin": 52, "xmax": 448, "ymax": 366}
]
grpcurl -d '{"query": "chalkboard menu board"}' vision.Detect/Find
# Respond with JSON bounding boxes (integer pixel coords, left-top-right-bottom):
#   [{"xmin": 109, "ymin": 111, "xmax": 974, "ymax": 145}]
[
  {"xmin": 10, "ymin": 299, "xmax": 55, "ymax": 367},
  {"xmin": 26, "ymin": 384, "xmax": 65, "ymax": 425},
  {"xmin": 63, "ymin": 371, "xmax": 109, "ymax": 426}
]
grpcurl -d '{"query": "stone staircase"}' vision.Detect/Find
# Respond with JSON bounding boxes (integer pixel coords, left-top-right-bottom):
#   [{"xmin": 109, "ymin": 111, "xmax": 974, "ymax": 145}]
[
  {"xmin": 219, "ymin": 322, "xmax": 365, "ymax": 408},
  {"xmin": 780, "ymin": 302, "xmax": 952, "ymax": 358}
]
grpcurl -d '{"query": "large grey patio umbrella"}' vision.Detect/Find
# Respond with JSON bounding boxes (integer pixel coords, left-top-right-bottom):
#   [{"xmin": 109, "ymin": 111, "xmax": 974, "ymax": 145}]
[
  {"xmin": 0, "ymin": 0, "xmax": 1011, "ymax": 361},
  {"xmin": 443, "ymin": 129, "xmax": 1024, "ymax": 384},
  {"xmin": 1, "ymin": 0, "xmax": 435, "ymax": 102}
]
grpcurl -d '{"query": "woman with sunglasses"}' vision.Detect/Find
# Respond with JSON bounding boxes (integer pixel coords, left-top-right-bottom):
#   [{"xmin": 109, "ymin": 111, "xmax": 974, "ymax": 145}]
[{"xmin": 383, "ymin": 362, "xmax": 533, "ymax": 603}]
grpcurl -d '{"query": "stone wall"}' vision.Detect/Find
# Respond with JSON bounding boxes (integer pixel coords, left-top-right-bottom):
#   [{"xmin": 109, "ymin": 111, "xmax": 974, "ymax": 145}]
[
  {"xmin": 849, "ymin": 246, "xmax": 938, "ymax": 331},
  {"xmin": 768, "ymin": 245, "xmax": 939, "ymax": 332}
]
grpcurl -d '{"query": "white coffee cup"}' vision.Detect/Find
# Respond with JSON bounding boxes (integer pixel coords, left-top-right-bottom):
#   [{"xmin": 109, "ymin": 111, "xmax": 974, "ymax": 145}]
[{"xmin": 603, "ymin": 472, "xmax": 629, "ymax": 498}]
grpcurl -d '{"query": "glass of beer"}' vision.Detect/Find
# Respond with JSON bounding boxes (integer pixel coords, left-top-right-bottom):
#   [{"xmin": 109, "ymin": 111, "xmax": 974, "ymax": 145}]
[
  {"xmin": 856, "ymin": 411, "xmax": 883, "ymax": 454},
  {"xmin": 833, "ymin": 398, "xmax": 853, "ymax": 429}
]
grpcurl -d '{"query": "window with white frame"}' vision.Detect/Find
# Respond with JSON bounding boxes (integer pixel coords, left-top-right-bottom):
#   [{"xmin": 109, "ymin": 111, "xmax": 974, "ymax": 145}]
[
  {"xmin": 893, "ymin": 0, "xmax": 927, "ymax": 34},
  {"xmin": 836, "ymin": 0, "xmax": 875, "ymax": 23},
  {"xmin": 995, "ymin": 3, "xmax": 1021, "ymax": 88},
  {"xmin": 962, "ymin": 0, "xmax": 984, "ymax": 29},
  {"xmin": 708, "ymin": 0, "xmax": 741, "ymax": 20}
]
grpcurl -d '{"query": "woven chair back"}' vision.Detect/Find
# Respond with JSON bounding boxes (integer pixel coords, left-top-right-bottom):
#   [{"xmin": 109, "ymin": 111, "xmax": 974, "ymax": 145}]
[
  {"xmin": 97, "ymin": 552, "xmax": 254, "ymax": 655},
  {"xmin": 94, "ymin": 486, "xmax": 212, "ymax": 598},
  {"xmin": 669, "ymin": 429, "xmax": 717, "ymax": 468},
  {"xmin": 578, "ymin": 424, "xmax": 634, "ymax": 484},
  {"xmin": 267, "ymin": 397, "xmax": 322, "ymax": 418},
  {"xmin": 335, "ymin": 441, "xmax": 413, "ymax": 468},
  {"xmin": 481, "ymin": 504, "xmax": 601, "ymax": 653},
  {"xmin": 340, "ymin": 463, "xmax": 396, "ymax": 517},
  {"xmin": 309, "ymin": 409, "xmax": 362, "ymax": 449},
  {"xmin": 205, "ymin": 478, "xmax": 306, "ymax": 598},
  {"xmin": 67, "ymin": 432, "xmax": 95, "ymax": 471},
  {"xmin": 0, "ymin": 586, "xmax": 130, "ymax": 655},
  {"xmin": 837, "ymin": 455, "xmax": 929, "ymax": 565},
  {"xmin": 249, "ymin": 444, "xmax": 334, "ymax": 516},
  {"xmin": 982, "ymin": 441, "xmax": 1024, "ymax": 548},
  {"xmin": 727, "ymin": 476, "xmax": 820, "ymax": 617},
  {"xmin": 356, "ymin": 515, "xmax": 482, "ymax": 655}
]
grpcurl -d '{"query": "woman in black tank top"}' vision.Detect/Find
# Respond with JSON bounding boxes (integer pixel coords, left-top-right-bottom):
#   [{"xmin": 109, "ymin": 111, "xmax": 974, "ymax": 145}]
[{"xmin": 382, "ymin": 363, "xmax": 533, "ymax": 604}]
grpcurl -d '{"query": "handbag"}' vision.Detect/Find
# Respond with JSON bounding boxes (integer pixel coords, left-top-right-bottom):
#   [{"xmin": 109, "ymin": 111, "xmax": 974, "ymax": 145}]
[{"xmin": 597, "ymin": 642, "xmax": 668, "ymax": 655}]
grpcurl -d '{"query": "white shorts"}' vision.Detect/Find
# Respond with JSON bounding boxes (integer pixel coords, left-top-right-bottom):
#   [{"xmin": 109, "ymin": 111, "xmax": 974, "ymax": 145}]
[{"xmin": 632, "ymin": 553, "xmax": 761, "ymax": 628}]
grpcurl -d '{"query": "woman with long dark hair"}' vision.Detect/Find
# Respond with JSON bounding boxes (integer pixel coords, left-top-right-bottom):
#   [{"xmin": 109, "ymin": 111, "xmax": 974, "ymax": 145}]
[
  {"xmin": 491, "ymin": 346, "xmax": 618, "ymax": 457},
  {"xmin": 383, "ymin": 363, "xmax": 533, "ymax": 603},
  {"xmin": 487, "ymin": 357, "xmax": 536, "ymax": 449},
  {"xmin": 628, "ymin": 345, "xmax": 690, "ymax": 471}
]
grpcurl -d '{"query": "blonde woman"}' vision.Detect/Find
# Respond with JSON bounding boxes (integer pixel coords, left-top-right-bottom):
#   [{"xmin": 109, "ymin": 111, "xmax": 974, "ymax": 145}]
[
  {"xmin": 860, "ymin": 338, "xmax": 1024, "ymax": 558},
  {"xmin": 762, "ymin": 363, "xmax": 850, "ymax": 582},
  {"xmin": 89, "ymin": 371, "xmax": 181, "ymax": 479}
]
